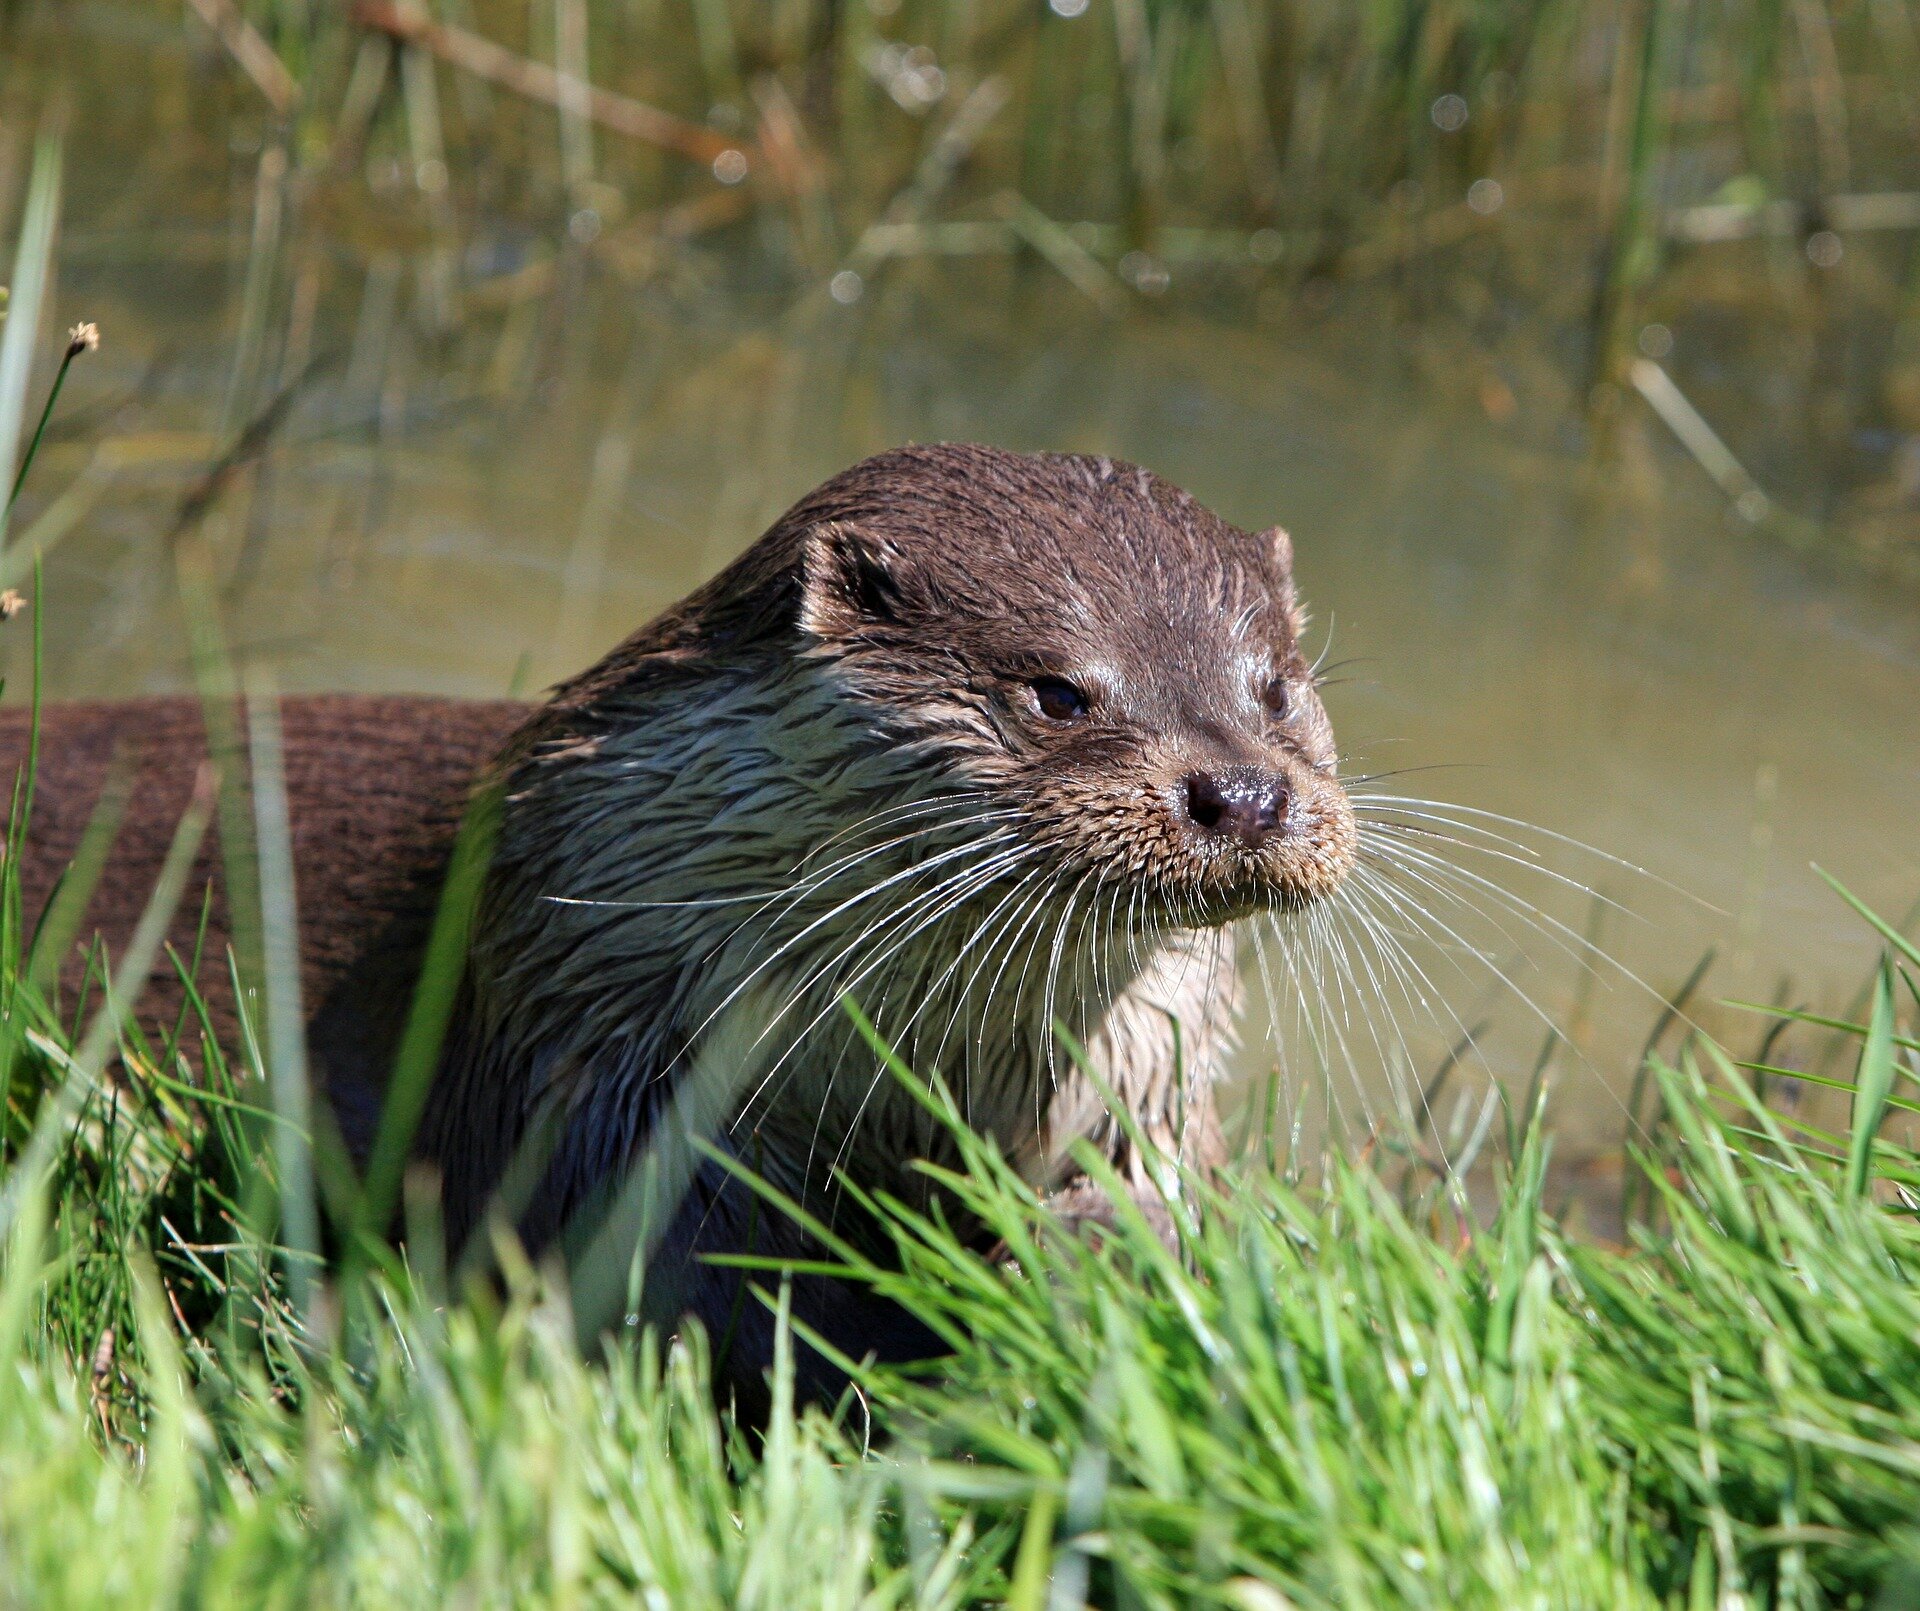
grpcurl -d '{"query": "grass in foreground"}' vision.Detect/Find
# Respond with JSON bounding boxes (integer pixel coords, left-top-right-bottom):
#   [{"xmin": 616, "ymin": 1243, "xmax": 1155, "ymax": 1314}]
[{"xmin": 2, "ymin": 856, "xmax": 1919, "ymax": 1605}]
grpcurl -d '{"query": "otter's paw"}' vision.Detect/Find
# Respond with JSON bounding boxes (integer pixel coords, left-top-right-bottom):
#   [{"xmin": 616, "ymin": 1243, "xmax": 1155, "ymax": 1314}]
[{"xmin": 1039, "ymin": 1176, "xmax": 1179, "ymax": 1254}]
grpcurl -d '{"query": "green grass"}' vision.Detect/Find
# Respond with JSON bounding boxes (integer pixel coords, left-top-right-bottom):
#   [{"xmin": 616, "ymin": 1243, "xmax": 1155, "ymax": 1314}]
[
  {"xmin": 3, "ymin": 892, "xmax": 1920, "ymax": 1606},
  {"xmin": 8, "ymin": 0, "xmax": 1919, "ymax": 591},
  {"xmin": 18, "ymin": 2, "xmax": 1920, "ymax": 426},
  {"xmin": 0, "ymin": 584, "xmax": 1916, "ymax": 1607}
]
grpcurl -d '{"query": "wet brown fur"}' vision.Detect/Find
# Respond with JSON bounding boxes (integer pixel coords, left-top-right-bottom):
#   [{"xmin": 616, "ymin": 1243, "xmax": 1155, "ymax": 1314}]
[
  {"xmin": 0, "ymin": 696, "xmax": 524, "ymax": 1099},
  {"xmin": 3, "ymin": 443, "xmax": 1354, "ymax": 1406}
]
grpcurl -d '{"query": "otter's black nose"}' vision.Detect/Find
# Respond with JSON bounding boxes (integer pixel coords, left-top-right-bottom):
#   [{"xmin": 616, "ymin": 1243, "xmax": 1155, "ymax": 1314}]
[{"xmin": 1182, "ymin": 768, "xmax": 1290, "ymax": 849}]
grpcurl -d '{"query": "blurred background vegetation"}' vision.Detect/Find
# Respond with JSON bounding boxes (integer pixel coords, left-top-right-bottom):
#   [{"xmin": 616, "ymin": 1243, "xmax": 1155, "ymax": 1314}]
[{"xmin": 5, "ymin": 0, "xmax": 1919, "ymax": 570}]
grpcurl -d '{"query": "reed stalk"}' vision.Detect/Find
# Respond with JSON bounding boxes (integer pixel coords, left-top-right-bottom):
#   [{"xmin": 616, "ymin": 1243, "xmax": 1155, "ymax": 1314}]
[{"xmin": 0, "ymin": 127, "xmax": 61, "ymax": 551}]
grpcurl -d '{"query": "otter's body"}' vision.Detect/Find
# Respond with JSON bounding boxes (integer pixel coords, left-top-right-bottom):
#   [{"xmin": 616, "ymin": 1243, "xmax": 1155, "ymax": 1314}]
[
  {"xmin": 0, "ymin": 697, "xmax": 522, "ymax": 1076},
  {"xmin": 8, "ymin": 445, "xmax": 1355, "ymax": 1404}
]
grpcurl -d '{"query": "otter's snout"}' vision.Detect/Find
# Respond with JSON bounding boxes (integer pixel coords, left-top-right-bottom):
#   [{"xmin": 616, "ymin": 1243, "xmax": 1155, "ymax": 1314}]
[{"xmin": 1181, "ymin": 766, "xmax": 1290, "ymax": 850}]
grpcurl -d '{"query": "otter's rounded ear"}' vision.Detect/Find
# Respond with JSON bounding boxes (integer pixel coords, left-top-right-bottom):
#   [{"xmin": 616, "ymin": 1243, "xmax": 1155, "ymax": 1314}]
[
  {"xmin": 1260, "ymin": 524, "xmax": 1306, "ymax": 636},
  {"xmin": 798, "ymin": 522, "xmax": 906, "ymax": 639}
]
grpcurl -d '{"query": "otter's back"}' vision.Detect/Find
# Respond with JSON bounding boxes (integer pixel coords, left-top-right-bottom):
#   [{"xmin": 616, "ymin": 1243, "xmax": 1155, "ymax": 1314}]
[{"xmin": 0, "ymin": 695, "xmax": 527, "ymax": 1079}]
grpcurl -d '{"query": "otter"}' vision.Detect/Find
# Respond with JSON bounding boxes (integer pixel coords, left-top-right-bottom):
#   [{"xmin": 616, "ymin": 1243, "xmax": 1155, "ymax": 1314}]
[{"xmin": 3, "ymin": 443, "xmax": 1356, "ymax": 1402}]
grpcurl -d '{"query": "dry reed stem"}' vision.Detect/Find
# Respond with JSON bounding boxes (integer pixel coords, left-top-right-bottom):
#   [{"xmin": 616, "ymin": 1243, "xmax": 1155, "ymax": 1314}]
[
  {"xmin": 184, "ymin": 0, "xmax": 300, "ymax": 116},
  {"xmin": 350, "ymin": 0, "xmax": 761, "ymax": 172}
]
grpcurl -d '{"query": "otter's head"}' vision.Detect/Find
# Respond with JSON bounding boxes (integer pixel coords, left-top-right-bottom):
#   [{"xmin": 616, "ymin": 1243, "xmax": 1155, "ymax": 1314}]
[{"xmin": 770, "ymin": 444, "xmax": 1356, "ymax": 926}]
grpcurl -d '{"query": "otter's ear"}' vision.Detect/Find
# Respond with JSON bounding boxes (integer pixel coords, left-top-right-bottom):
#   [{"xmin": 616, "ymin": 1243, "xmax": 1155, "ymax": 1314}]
[
  {"xmin": 798, "ymin": 522, "xmax": 907, "ymax": 638},
  {"xmin": 1259, "ymin": 524, "xmax": 1306, "ymax": 634}
]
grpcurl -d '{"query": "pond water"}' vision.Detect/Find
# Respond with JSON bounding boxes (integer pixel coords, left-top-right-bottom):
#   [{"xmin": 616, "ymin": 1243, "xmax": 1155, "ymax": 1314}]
[{"xmin": 8, "ymin": 11, "xmax": 1919, "ymax": 1187}]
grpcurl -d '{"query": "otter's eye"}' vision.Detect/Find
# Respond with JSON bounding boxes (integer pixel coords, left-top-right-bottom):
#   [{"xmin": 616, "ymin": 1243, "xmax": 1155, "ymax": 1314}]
[
  {"xmin": 1030, "ymin": 677, "xmax": 1091, "ymax": 722},
  {"xmin": 1262, "ymin": 675, "xmax": 1291, "ymax": 719}
]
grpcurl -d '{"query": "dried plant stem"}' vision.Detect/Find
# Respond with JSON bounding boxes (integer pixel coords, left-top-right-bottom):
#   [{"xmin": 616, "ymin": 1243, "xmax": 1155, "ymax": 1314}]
[
  {"xmin": 350, "ymin": 0, "xmax": 755, "ymax": 169},
  {"xmin": 185, "ymin": 0, "xmax": 301, "ymax": 116}
]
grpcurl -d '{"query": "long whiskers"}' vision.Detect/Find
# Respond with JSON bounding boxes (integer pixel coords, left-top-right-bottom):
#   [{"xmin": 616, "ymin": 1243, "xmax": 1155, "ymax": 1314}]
[
  {"xmin": 1350, "ymin": 794, "xmax": 1719, "ymax": 912},
  {"xmin": 1237, "ymin": 777, "xmax": 1717, "ymax": 1183}
]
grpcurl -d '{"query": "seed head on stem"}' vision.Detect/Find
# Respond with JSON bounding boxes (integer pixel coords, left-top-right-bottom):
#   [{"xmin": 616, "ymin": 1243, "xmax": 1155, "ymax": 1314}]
[{"xmin": 5, "ymin": 318, "xmax": 102, "ymax": 517}]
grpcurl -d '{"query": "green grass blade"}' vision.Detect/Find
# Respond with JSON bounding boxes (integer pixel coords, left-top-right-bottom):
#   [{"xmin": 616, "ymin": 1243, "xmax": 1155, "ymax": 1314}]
[
  {"xmin": 245, "ymin": 677, "xmax": 320, "ymax": 1330},
  {"xmin": 23, "ymin": 754, "xmax": 132, "ymax": 1000},
  {"xmin": 5, "ymin": 330, "xmax": 93, "ymax": 518},
  {"xmin": 1846, "ymin": 960, "xmax": 1898, "ymax": 1200},
  {"xmin": 353, "ymin": 781, "xmax": 500, "ymax": 1250},
  {"xmin": 0, "ymin": 126, "xmax": 62, "ymax": 550},
  {"xmin": 1005, "ymin": 1484, "xmax": 1059, "ymax": 1611},
  {"xmin": 0, "ymin": 767, "xmax": 213, "ymax": 1235},
  {"xmin": 1819, "ymin": 867, "xmax": 1920, "ymax": 976}
]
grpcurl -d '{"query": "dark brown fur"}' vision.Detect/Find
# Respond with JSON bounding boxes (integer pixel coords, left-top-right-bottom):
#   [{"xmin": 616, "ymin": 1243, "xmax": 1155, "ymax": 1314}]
[
  {"xmin": 6, "ymin": 444, "xmax": 1353, "ymax": 1407},
  {"xmin": 0, "ymin": 696, "xmax": 523, "ymax": 1111}
]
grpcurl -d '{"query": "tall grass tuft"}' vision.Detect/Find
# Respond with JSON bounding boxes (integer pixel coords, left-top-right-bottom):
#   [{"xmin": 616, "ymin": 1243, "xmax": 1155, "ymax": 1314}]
[
  {"xmin": 12, "ymin": 1, "xmax": 1918, "ymax": 577},
  {"xmin": 716, "ymin": 967, "xmax": 1920, "ymax": 1606},
  {"xmin": 0, "ymin": 871, "xmax": 1917, "ymax": 1601},
  {"xmin": 142, "ymin": 2, "xmax": 1920, "ymax": 381}
]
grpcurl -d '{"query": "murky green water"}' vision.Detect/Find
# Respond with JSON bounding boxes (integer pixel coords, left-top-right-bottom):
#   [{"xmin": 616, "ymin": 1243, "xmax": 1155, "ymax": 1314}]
[{"xmin": 8, "ymin": 9, "xmax": 1919, "ymax": 1176}]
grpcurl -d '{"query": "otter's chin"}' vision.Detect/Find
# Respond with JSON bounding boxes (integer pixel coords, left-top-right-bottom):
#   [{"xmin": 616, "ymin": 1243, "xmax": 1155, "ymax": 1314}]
[
  {"xmin": 1193, "ymin": 836, "xmax": 1358, "ymax": 926},
  {"xmin": 1183, "ymin": 878, "xmax": 1330, "ymax": 928},
  {"xmin": 1192, "ymin": 890, "xmax": 1278, "ymax": 925}
]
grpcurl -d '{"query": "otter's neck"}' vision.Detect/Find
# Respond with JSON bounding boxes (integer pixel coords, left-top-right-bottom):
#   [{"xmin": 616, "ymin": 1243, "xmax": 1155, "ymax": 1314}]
[{"xmin": 425, "ymin": 661, "xmax": 1163, "ymax": 1237}]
